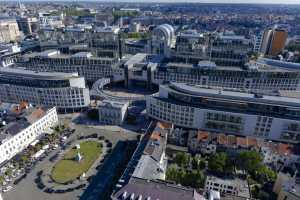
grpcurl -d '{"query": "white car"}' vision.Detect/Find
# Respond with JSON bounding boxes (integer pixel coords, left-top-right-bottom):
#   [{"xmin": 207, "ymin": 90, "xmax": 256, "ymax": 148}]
[{"xmin": 2, "ymin": 185, "xmax": 13, "ymax": 193}]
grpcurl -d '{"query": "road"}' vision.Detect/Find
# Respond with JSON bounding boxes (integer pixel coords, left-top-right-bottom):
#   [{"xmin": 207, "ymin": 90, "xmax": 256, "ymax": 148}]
[{"xmin": 3, "ymin": 121, "xmax": 139, "ymax": 200}]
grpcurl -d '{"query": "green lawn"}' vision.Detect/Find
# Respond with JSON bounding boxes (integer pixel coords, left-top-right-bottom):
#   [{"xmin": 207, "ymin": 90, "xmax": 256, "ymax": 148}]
[{"xmin": 51, "ymin": 141, "xmax": 102, "ymax": 184}]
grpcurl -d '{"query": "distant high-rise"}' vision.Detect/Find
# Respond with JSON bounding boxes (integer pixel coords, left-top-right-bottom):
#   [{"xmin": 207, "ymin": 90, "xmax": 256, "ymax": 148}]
[
  {"xmin": 0, "ymin": 18, "xmax": 21, "ymax": 43},
  {"xmin": 261, "ymin": 26, "xmax": 288, "ymax": 57},
  {"xmin": 17, "ymin": 17, "xmax": 39, "ymax": 35}
]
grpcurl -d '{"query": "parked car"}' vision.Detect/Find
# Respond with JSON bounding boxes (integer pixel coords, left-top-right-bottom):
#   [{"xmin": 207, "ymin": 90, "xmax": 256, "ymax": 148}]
[
  {"xmin": 2, "ymin": 185, "xmax": 13, "ymax": 193},
  {"xmin": 44, "ymin": 188, "xmax": 54, "ymax": 193}
]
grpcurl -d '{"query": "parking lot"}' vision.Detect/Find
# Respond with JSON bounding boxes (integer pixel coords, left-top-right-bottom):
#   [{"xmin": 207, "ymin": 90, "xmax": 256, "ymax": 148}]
[{"xmin": 2, "ymin": 116, "xmax": 139, "ymax": 200}]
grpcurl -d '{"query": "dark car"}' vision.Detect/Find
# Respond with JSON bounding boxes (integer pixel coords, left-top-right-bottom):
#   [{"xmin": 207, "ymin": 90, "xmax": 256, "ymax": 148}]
[
  {"xmin": 44, "ymin": 188, "xmax": 54, "ymax": 193},
  {"xmin": 55, "ymin": 189, "xmax": 65, "ymax": 193},
  {"xmin": 65, "ymin": 188, "xmax": 74, "ymax": 192},
  {"xmin": 98, "ymin": 136, "xmax": 105, "ymax": 140},
  {"xmin": 106, "ymin": 142, "xmax": 112, "ymax": 148},
  {"xmin": 37, "ymin": 183, "xmax": 45, "ymax": 189},
  {"xmin": 75, "ymin": 184, "xmax": 86, "ymax": 189}
]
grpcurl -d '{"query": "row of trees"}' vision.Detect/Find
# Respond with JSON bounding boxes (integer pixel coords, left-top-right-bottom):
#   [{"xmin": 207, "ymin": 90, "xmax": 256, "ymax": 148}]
[
  {"xmin": 208, "ymin": 151, "xmax": 277, "ymax": 185},
  {"xmin": 166, "ymin": 165, "xmax": 205, "ymax": 188},
  {"xmin": 174, "ymin": 152, "xmax": 206, "ymax": 170},
  {"xmin": 166, "ymin": 152, "xmax": 206, "ymax": 188}
]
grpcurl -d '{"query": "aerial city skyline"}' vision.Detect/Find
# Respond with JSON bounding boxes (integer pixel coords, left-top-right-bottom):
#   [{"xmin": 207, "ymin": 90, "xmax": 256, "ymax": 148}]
[{"xmin": 0, "ymin": 1, "xmax": 300, "ymax": 200}]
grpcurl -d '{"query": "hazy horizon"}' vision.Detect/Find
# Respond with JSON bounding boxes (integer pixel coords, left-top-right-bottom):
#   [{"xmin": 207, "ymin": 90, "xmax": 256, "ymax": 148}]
[{"xmin": 1, "ymin": 0, "xmax": 300, "ymax": 4}]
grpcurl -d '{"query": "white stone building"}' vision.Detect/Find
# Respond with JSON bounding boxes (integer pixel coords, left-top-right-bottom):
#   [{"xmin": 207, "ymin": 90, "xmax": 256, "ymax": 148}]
[
  {"xmin": 0, "ymin": 18, "xmax": 21, "ymax": 43},
  {"xmin": 205, "ymin": 176, "xmax": 250, "ymax": 199},
  {"xmin": 98, "ymin": 100, "xmax": 129, "ymax": 125},
  {"xmin": 0, "ymin": 105, "xmax": 58, "ymax": 165}
]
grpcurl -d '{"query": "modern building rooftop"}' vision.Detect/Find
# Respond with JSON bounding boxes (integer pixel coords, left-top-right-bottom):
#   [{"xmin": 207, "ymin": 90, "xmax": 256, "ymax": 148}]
[
  {"xmin": 0, "ymin": 67, "xmax": 79, "ymax": 80},
  {"xmin": 257, "ymin": 58, "xmax": 300, "ymax": 70},
  {"xmin": 0, "ymin": 102, "xmax": 49, "ymax": 144},
  {"xmin": 113, "ymin": 177, "xmax": 205, "ymax": 200},
  {"xmin": 98, "ymin": 100, "xmax": 128, "ymax": 109},
  {"xmin": 166, "ymin": 82, "xmax": 300, "ymax": 108},
  {"xmin": 206, "ymin": 176, "xmax": 250, "ymax": 198},
  {"xmin": 163, "ymin": 59, "xmax": 300, "ymax": 72},
  {"xmin": 117, "ymin": 122, "xmax": 170, "ymax": 187},
  {"xmin": 94, "ymin": 26, "xmax": 120, "ymax": 34},
  {"xmin": 132, "ymin": 123, "xmax": 168, "ymax": 180},
  {"xmin": 25, "ymin": 50, "xmax": 117, "ymax": 61}
]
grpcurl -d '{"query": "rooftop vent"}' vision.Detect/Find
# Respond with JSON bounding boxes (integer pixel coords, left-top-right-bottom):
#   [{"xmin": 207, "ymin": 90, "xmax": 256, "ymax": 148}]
[
  {"xmin": 122, "ymin": 191, "xmax": 127, "ymax": 199},
  {"xmin": 130, "ymin": 193, "xmax": 135, "ymax": 200}
]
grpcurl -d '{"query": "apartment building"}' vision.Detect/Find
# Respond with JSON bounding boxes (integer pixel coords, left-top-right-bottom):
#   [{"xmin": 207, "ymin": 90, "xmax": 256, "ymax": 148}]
[
  {"xmin": 22, "ymin": 50, "xmax": 120, "ymax": 83},
  {"xmin": 261, "ymin": 26, "xmax": 288, "ymax": 57},
  {"xmin": 0, "ymin": 18, "xmax": 21, "ymax": 43},
  {"xmin": 146, "ymin": 82, "xmax": 300, "ymax": 143},
  {"xmin": 210, "ymin": 32, "xmax": 253, "ymax": 67},
  {"xmin": 0, "ymin": 104, "xmax": 58, "ymax": 165},
  {"xmin": 274, "ymin": 172, "xmax": 300, "ymax": 200},
  {"xmin": 89, "ymin": 26, "xmax": 122, "ymax": 58},
  {"xmin": 98, "ymin": 100, "xmax": 129, "ymax": 125},
  {"xmin": 172, "ymin": 30, "xmax": 209, "ymax": 64},
  {"xmin": 111, "ymin": 122, "xmax": 206, "ymax": 200},
  {"xmin": 205, "ymin": 176, "xmax": 250, "ymax": 199},
  {"xmin": 17, "ymin": 17, "xmax": 39, "ymax": 35},
  {"xmin": 0, "ymin": 67, "xmax": 90, "ymax": 112}
]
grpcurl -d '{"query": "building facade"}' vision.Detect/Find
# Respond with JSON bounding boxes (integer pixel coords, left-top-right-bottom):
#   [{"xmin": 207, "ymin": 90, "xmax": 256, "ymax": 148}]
[
  {"xmin": 98, "ymin": 100, "xmax": 129, "ymax": 125},
  {"xmin": 0, "ymin": 67, "xmax": 90, "ymax": 112},
  {"xmin": 22, "ymin": 50, "xmax": 120, "ymax": 83},
  {"xmin": 0, "ymin": 18, "xmax": 21, "ymax": 43},
  {"xmin": 205, "ymin": 176, "xmax": 250, "ymax": 199},
  {"xmin": 261, "ymin": 27, "xmax": 288, "ymax": 57},
  {"xmin": 147, "ymin": 82, "xmax": 300, "ymax": 143},
  {"xmin": 0, "ymin": 105, "xmax": 58, "ymax": 165}
]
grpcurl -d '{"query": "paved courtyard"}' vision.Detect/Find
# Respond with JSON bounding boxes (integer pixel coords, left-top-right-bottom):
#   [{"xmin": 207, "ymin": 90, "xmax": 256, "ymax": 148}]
[{"xmin": 3, "ymin": 114, "xmax": 139, "ymax": 200}]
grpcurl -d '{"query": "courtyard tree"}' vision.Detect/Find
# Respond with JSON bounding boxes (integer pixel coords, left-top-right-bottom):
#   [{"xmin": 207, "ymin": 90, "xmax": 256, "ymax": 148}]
[
  {"xmin": 254, "ymin": 165, "xmax": 277, "ymax": 184},
  {"xmin": 174, "ymin": 152, "xmax": 190, "ymax": 167},
  {"xmin": 237, "ymin": 150, "xmax": 262, "ymax": 174},
  {"xmin": 208, "ymin": 152, "xmax": 228, "ymax": 174}
]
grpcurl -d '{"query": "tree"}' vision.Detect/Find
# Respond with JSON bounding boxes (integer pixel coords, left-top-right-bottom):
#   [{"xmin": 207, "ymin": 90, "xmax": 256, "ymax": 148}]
[
  {"xmin": 5, "ymin": 168, "xmax": 12, "ymax": 176},
  {"xmin": 254, "ymin": 166, "xmax": 277, "ymax": 185},
  {"xmin": 198, "ymin": 160, "xmax": 206, "ymax": 170},
  {"xmin": 191, "ymin": 157, "xmax": 199, "ymax": 170},
  {"xmin": 166, "ymin": 165, "xmax": 185, "ymax": 183},
  {"xmin": 257, "ymin": 190, "xmax": 270, "ymax": 200},
  {"xmin": 237, "ymin": 151, "xmax": 262, "ymax": 174},
  {"xmin": 174, "ymin": 152, "xmax": 190, "ymax": 167},
  {"xmin": 166, "ymin": 165, "xmax": 180, "ymax": 182},
  {"xmin": 182, "ymin": 171, "xmax": 205, "ymax": 188},
  {"xmin": 287, "ymin": 44, "xmax": 300, "ymax": 52},
  {"xmin": 208, "ymin": 152, "xmax": 228, "ymax": 174}
]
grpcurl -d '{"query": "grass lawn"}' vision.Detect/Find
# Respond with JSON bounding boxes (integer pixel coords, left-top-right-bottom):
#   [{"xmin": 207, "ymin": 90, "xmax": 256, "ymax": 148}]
[{"xmin": 51, "ymin": 141, "xmax": 102, "ymax": 184}]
